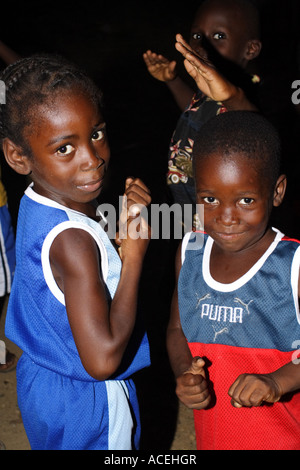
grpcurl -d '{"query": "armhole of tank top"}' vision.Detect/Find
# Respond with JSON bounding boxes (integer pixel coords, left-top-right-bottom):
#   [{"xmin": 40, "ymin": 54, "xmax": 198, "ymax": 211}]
[
  {"xmin": 41, "ymin": 221, "xmax": 108, "ymax": 305},
  {"xmin": 181, "ymin": 231, "xmax": 205, "ymax": 265},
  {"xmin": 181, "ymin": 232, "xmax": 193, "ymax": 265},
  {"xmin": 291, "ymin": 244, "xmax": 300, "ymax": 325}
]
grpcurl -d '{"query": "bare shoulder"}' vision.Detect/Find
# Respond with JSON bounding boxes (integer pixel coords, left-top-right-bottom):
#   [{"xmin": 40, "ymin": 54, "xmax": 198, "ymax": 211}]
[{"xmin": 50, "ymin": 227, "xmax": 101, "ymax": 278}]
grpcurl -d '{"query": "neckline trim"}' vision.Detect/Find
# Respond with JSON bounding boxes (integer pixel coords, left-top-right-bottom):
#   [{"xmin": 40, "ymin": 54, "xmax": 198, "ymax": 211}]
[
  {"xmin": 25, "ymin": 184, "xmax": 88, "ymax": 218},
  {"xmin": 203, "ymin": 228, "xmax": 284, "ymax": 292}
]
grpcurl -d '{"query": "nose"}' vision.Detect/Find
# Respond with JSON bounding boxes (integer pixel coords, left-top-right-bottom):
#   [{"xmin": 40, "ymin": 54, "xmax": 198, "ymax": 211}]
[
  {"xmin": 81, "ymin": 146, "xmax": 106, "ymax": 171},
  {"xmin": 216, "ymin": 205, "xmax": 238, "ymax": 226},
  {"xmin": 192, "ymin": 36, "xmax": 219, "ymax": 65},
  {"xmin": 191, "ymin": 39, "xmax": 207, "ymax": 58},
  {"xmin": 197, "ymin": 44, "xmax": 208, "ymax": 60},
  {"xmin": 192, "ymin": 35, "xmax": 210, "ymax": 58}
]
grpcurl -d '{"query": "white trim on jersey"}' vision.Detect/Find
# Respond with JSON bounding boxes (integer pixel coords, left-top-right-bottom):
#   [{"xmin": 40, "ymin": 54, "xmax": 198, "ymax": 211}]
[
  {"xmin": 25, "ymin": 184, "xmax": 109, "ymax": 306},
  {"xmin": 25, "ymin": 183, "xmax": 96, "ymax": 219},
  {"xmin": 182, "ymin": 228, "xmax": 300, "ymax": 326},
  {"xmin": 0, "ymin": 221, "xmax": 11, "ymax": 296},
  {"xmin": 106, "ymin": 380, "xmax": 134, "ymax": 450},
  {"xmin": 41, "ymin": 221, "xmax": 108, "ymax": 306},
  {"xmin": 203, "ymin": 228, "xmax": 284, "ymax": 293},
  {"xmin": 291, "ymin": 245, "xmax": 300, "ymax": 325}
]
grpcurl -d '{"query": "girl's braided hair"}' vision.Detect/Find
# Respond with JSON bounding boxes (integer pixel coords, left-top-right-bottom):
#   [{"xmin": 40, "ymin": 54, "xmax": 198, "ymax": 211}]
[{"xmin": 0, "ymin": 54, "xmax": 103, "ymax": 156}]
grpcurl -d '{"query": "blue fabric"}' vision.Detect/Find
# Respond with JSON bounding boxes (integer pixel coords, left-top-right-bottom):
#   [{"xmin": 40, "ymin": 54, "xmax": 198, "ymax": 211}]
[
  {"xmin": 0, "ymin": 204, "xmax": 15, "ymax": 296},
  {"xmin": 16, "ymin": 354, "xmax": 142, "ymax": 450},
  {"xmin": 6, "ymin": 187, "xmax": 150, "ymax": 449},
  {"xmin": 179, "ymin": 230, "xmax": 300, "ymax": 351}
]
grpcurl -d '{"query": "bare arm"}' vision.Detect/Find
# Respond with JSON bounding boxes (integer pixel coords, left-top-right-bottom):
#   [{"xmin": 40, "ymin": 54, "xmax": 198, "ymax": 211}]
[
  {"xmin": 166, "ymin": 76, "xmax": 195, "ymax": 112},
  {"xmin": 228, "ymin": 361, "xmax": 300, "ymax": 408},
  {"xmin": 167, "ymin": 244, "xmax": 211, "ymax": 409},
  {"xmin": 50, "ymin": 179, "xmax": 151, "ymax": 381},
  {"xmin": 228, "ymin": 266, "xmax": 300, "ymax": 408},
  {"xmin": 167, "ymin": 243, "xmax": 193, "ymax": 376},
  {"xmin": 143, "ymin": 49, "xmax": 194, "ymax": 111}
]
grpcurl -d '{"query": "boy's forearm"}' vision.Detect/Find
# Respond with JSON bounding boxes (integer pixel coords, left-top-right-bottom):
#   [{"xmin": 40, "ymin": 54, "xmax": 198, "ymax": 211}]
[
  {"xmin": 270, "ymin": 360, "xmax": 300, "ymax": 397},
  {"xmin": 167, "ymin": 327, "xmax": 193, "ymax": 378},
  {"xmin": 166, "ymin": 76, "xmax": 195, "ymax": 111},
  {"xmin": 222, "ymin": 86, "xmax": 258, "ymax": 112}
]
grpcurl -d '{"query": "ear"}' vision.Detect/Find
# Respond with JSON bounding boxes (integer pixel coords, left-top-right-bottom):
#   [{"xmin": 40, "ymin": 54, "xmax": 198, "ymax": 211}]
[
  {"xmin": 273, "ymin": 174, "xmax": 287, "ymax": 207},
  {"xmin": 245, "ymin": 39, "xmax": 262, "ymax": 61},
  {"xmin": 2, "ymin": 138, "xmax": 32, "ymax": 175}
]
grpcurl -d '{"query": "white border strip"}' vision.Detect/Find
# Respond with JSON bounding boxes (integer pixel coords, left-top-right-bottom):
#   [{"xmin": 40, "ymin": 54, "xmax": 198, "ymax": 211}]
[
  {"xmin": 291, "ymin": 244, "xmax": 300, "ymax": 325},
  {"xmin": 41, "ymin": 221, "xmax": 108, "ymax": 305},
  {"xmin": 203, "ymin": 229, "xmax": 284, "ymax": 292}
]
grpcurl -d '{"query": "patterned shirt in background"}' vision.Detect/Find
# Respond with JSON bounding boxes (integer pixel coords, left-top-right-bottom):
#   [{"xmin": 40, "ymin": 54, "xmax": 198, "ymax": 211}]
[
  {"xmin": 166, "ymin": 75, "xmax": 260, "ymax": 232},
  {"xmin": 167, "ymin": 90, "xmax": 227, "ymax": 192}
]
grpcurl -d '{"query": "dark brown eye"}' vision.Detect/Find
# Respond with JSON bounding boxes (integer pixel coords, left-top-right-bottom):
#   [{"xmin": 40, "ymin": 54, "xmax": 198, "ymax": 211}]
[
  {"xmin": 191, "ymin": 32, "xmax": 202, "ymax": 41},
  {"xmin": 240, "ymin": 198, "xmax": 254, "ymax": 205},
  {"xmin": 92, "ymin": 130, "xmax": 104, "ymax": 141},
  {"xmin": 57, "ymin": 144, "xmax": 73, "ymax": 155}
]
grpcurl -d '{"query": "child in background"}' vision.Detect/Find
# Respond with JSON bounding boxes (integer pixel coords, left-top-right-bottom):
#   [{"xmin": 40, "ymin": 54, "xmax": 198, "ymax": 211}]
[
  {"xmin": 143, "ymin": 0, "xmax": 261, "ymax": 228},
  {"xmin": 0, "ymin": 39, "xmax": 20, "ymax": 373},
  {"xmin": 0, "ymin": 54, "xmax": 151, "ymax": 450},
  {"xmin": 0, "ymin": 171, "xmax": 15, "ymax": 371},
  {"xmin": 167, "ymin": 111, "xmax": 300, "ymax": 450}
]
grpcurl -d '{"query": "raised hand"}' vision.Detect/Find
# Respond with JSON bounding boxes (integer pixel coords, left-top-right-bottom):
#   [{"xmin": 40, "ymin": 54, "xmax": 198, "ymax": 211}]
[
  {"xmin": 116, "ymin": 177, "xmax": 151, "ymax": 261},
  {"xmin": 143, "ymin": 50, "xmax": 177, "ymax": 82},
  {"xmin": 174, "ymin": 34, "xmax": 237, "ymax": 103}
]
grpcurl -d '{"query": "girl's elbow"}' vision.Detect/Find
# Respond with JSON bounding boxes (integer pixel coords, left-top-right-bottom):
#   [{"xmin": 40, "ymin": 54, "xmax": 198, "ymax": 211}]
[{"xmin": 82, "ymin": 356, "xmax": 121, "ymax": 381}]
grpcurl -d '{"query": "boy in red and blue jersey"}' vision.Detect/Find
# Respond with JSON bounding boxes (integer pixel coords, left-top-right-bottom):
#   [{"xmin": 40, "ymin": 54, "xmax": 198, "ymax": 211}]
[{"xmin": 167, "ymin": 111, "xmax": 300, "ymax": 450}]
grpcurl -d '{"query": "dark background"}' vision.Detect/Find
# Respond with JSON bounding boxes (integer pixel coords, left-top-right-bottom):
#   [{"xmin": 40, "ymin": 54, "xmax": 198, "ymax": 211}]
[{"xmin": 1, "ymin": 0, "xmax": 300, "ymax": 448}]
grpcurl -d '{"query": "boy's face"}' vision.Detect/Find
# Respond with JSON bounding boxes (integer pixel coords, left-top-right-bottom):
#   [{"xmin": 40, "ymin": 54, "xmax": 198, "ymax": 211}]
[
  {"xmin": 22, "ymin": 90, "xmax": 110, "ymax": 213},
  {"xmin": 190, "ymin": 0, "xmax": 256, "ymax": 68},
  {"xmin": 195, "ymin": 151, "xmax": 278, "ymax": 254}
]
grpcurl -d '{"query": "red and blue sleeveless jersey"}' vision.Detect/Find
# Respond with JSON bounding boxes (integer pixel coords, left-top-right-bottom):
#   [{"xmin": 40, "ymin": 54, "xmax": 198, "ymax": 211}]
[{"xmin": 178, "ymin": 229, "xmax": 300, "ymax": 450}]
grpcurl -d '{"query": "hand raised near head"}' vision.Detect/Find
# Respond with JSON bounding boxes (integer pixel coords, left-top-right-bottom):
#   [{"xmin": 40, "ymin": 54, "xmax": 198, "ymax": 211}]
[
  {"xmin": 116, "ymin": 177, "xmax": 151, "ymax": 261},
  {"xmin": 143, "ymin": 50, "xmax": 177, "ymax": 82},
  {"xmin": 175, "ymin": 34, "xmax": 237, "ymax": 103}
]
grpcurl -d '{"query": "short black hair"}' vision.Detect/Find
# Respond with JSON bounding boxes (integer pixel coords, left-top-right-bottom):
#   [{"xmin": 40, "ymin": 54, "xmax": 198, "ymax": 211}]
[
  {"xmin": 197, "ymin": 0, "xmax": 261, "ymax": 40},
  {"xmin": 193, "ymin": 111, "xmax": 281, "ymax": 189},
  {"xmin": 0, "ymin": 54, "xmax": 103, "ymax": 157}
]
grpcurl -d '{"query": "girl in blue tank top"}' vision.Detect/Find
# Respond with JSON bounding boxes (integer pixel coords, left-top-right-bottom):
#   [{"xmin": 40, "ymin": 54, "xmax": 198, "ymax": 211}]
[{"xmin": 0, "ymin": 55, "xmax": 151, "ymax": 450}]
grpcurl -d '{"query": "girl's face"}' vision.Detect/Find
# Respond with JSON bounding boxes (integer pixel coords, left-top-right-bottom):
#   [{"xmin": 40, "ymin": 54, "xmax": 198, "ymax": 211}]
[
  {"xmin": 24, "ymin": 89, "xmax": 110, "ymax": 213},
  {"xmin": 195, "ymin": 152, "xmax": 279, "ymax": 254}
]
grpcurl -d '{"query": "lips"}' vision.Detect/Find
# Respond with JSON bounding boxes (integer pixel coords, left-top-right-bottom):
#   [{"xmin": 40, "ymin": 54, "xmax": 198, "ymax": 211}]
[
  {"xmin": 77, "ymin": 176, "xmax": 104, "ymax": 193},
  {"xmin": 215, "ymin": 231, "xmax": 244, "ymax": 240}
]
